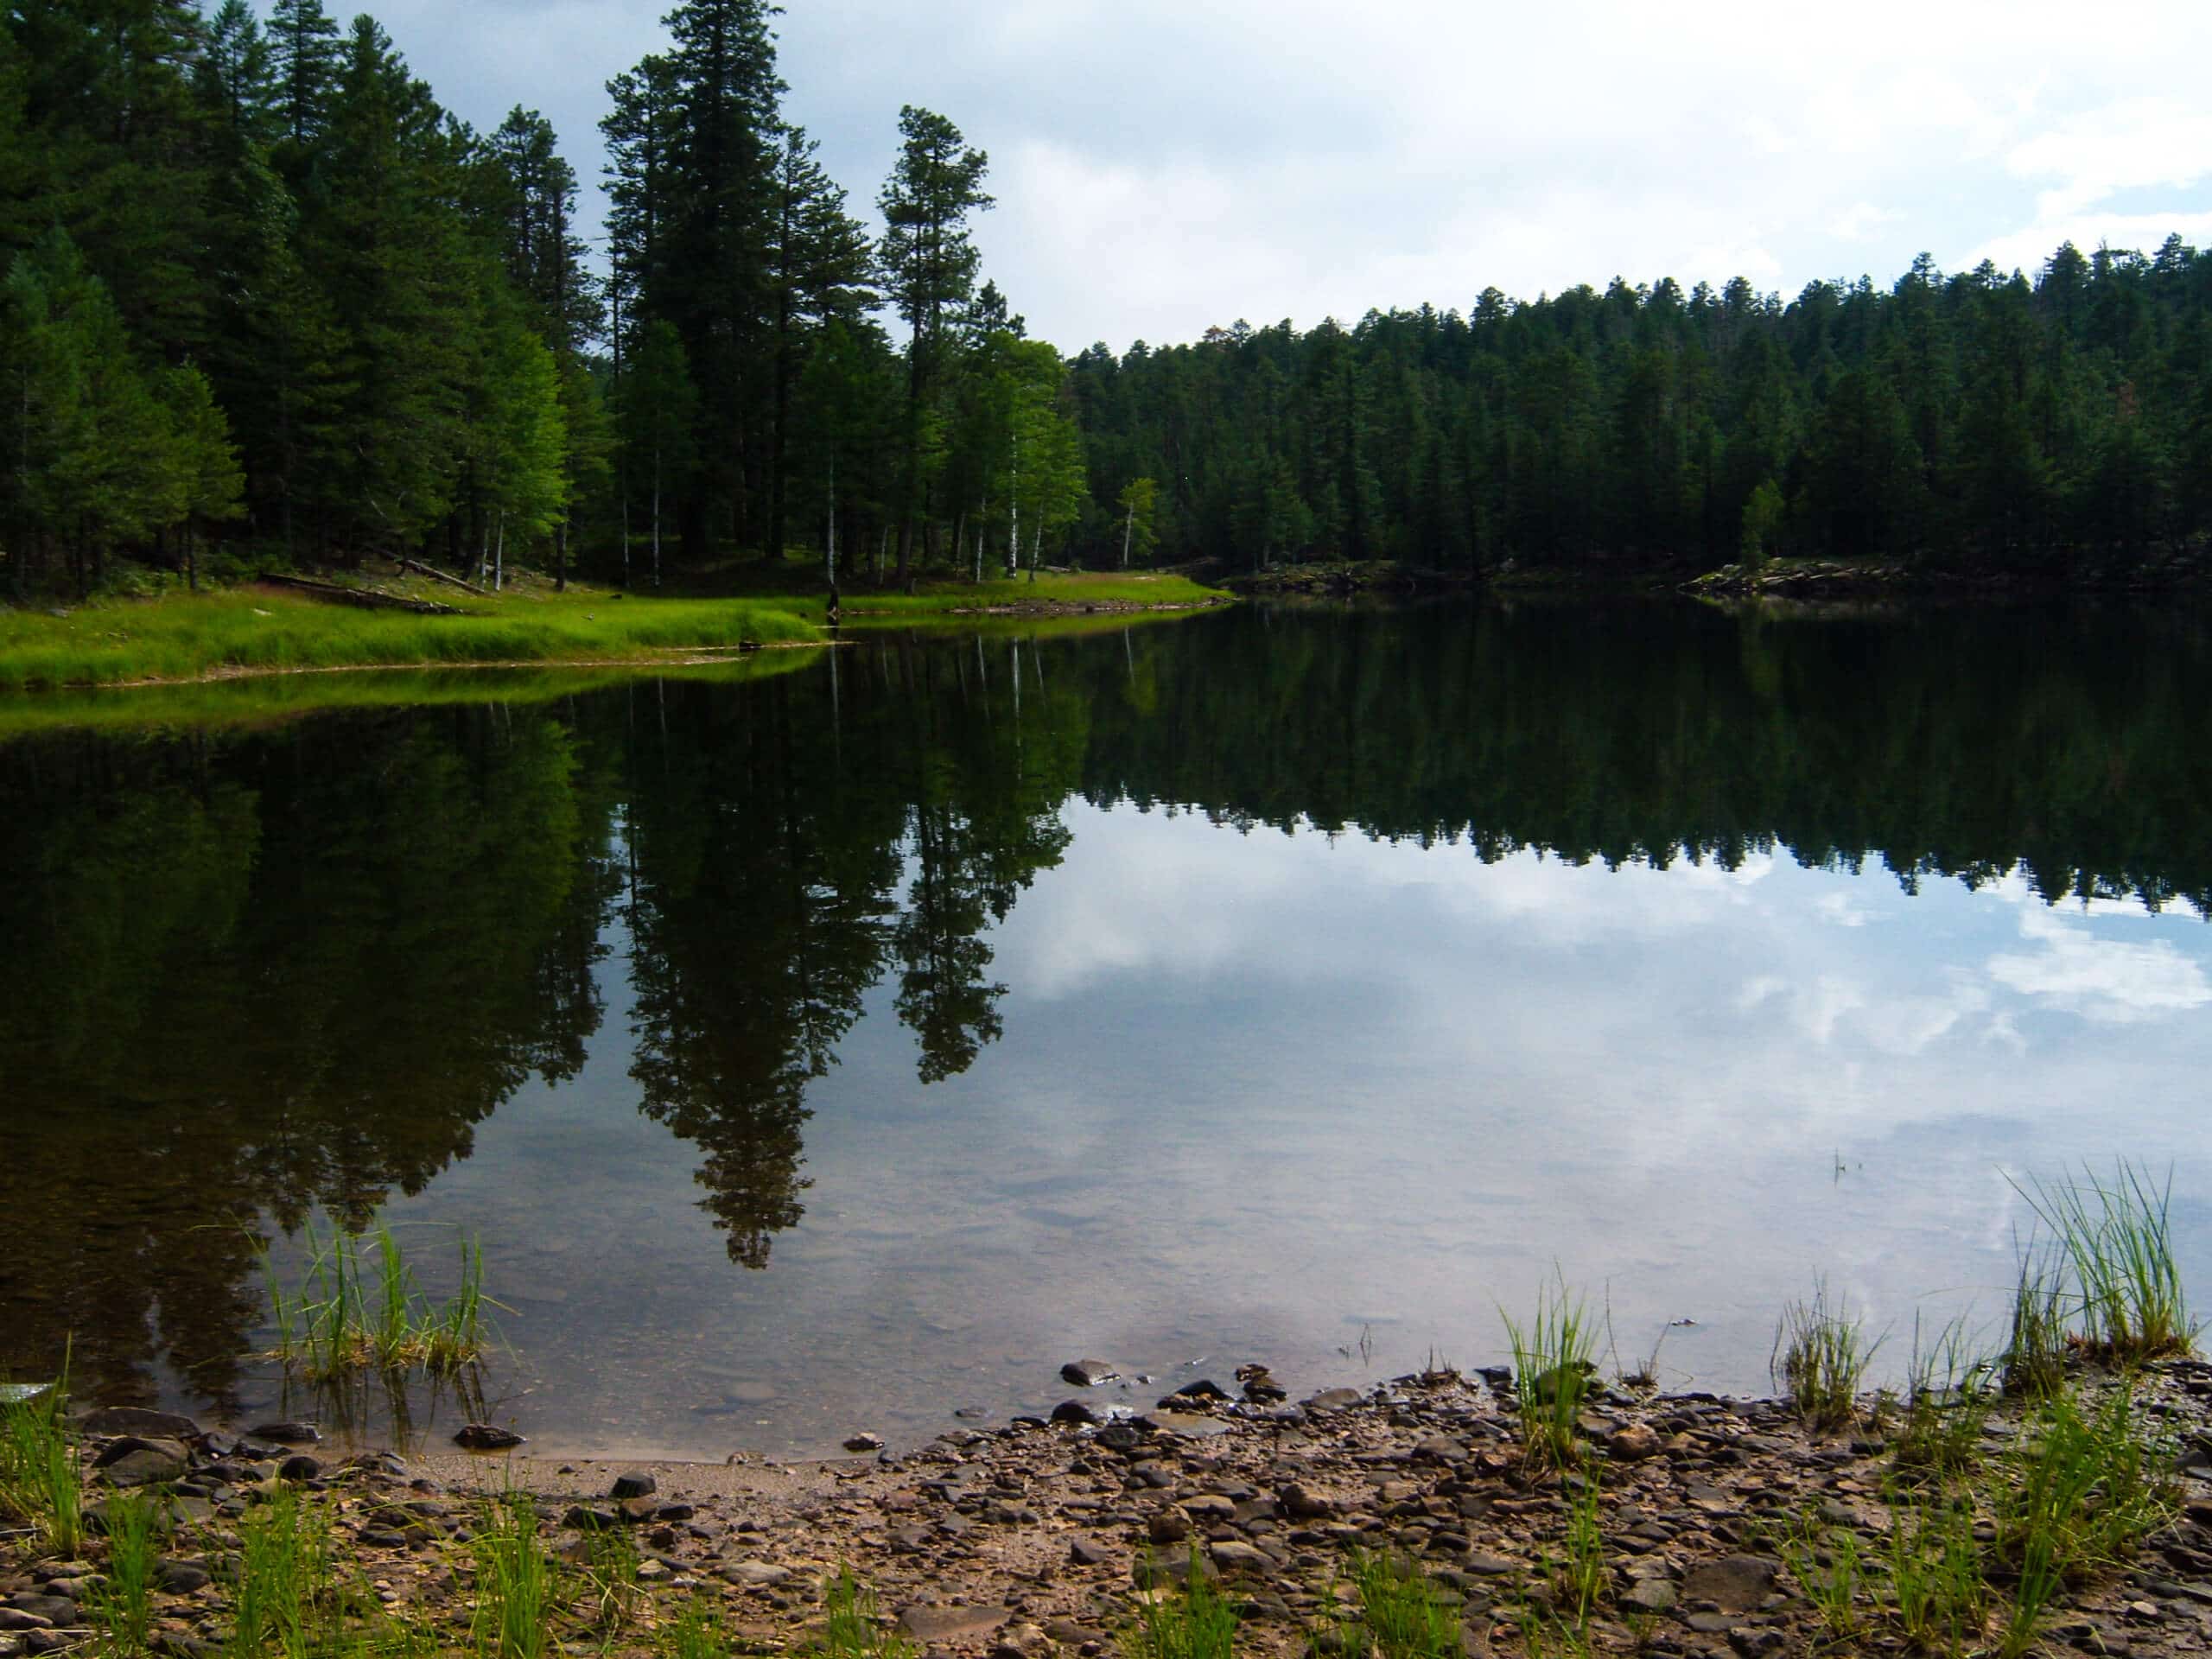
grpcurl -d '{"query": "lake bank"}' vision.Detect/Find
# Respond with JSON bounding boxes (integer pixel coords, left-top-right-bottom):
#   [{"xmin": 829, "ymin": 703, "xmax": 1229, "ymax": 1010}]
[
  {"xmin": 1218, "ymin": 554, "xmax": 2212, "ymax": 604},
  {"xmin": 0, "ymin": 569, "xmax": 1231, "ymax": 692},
  {"xmin": 11, "ymin": 1360, "xmax": 2212, "ymax": 1659}
]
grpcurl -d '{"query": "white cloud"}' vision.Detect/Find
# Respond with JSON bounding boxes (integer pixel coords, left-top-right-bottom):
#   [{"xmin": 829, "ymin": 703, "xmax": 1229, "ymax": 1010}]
[
  {"xmin": 327, "ymin": 0, "xmax": 2212, "ymax": 347},
  {"xmin": 1987, "ymin": 905, "xmax": 2212, "ymax": 1024}
]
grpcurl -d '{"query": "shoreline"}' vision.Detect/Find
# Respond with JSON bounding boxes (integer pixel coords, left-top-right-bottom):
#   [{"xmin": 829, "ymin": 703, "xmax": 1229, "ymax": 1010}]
[{"xmin": 14, "ymin": 1361, "xmax": 2212, "ymax": 1659}]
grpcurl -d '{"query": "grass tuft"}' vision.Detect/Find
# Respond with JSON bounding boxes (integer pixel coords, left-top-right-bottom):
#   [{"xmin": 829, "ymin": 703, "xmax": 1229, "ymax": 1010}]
[
  {"xmin": 1121, "ymin": 1554, "xmax": 1236, "ymax": 1659},
  {"xmin": 2004, "ymin": 1241, "xmax": 2073, "ymax": 1400},
  {"xmin": 818, "ymin": 1568, "xmax": 918, "ymax": 1659},
  {"xmin": 96, "ymin": 1490, "xmax": 161, "ymax": 1657},
  {"xmin": 2009, "ymin": 1160, "xmax": 2196, "ymax": 1367},
  {"xmin": 1501, "ymin": 1273, "xmax": 1599, "ymax": 1470},
  {"xmin": 1771, "ymin": 1278, "xmax": 1882, "ymax": 1430},
  {"xmin": 0, "ymin": 1369, "xmax": 81, "ymax": 1555},
  {"xmin": 470, "ymin": 1495, "xmax": 556, "ymax": 1659},
  {"xmin": 1894, "ymin": 1312, "xmax": 1995, "ymax": 1478},
  {"xmin": 262, "ymin": 1215, "xmax": 499, "ymax": 1383},
  {"xmin": 1345, "ymin": 1551, "xmax": 1460, "ymax": 1659}
]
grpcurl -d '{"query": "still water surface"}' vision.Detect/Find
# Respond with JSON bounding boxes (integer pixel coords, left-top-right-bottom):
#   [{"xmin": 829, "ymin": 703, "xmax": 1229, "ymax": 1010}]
[{"xmin": 3, "ymin": 601, "xmax": 2210, "ymax": 1458}]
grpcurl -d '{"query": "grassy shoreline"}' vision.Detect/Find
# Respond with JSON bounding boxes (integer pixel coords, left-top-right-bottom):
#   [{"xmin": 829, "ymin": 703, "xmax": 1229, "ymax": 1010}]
[
  {"xmin": 0, "ymin": 569, "xmax": 1232, "ymax": 693},
  {"xmin": 0, "ymin": 587, "xmax": 823, "ymax": 693}
]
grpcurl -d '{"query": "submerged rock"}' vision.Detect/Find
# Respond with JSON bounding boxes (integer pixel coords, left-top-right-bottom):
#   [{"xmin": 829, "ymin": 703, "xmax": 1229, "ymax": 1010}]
[
  {"xmin": 451, "ymin": 1423, "xmax": 524, "ymax": 1451},
  {"xmin": 1059, "ymin": 1358, "xmax": 1119, "ymax": 1387}
]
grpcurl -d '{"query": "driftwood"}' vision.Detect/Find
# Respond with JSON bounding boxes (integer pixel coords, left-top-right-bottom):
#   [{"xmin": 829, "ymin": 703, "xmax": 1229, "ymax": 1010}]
[
  {"xmin": 260, "ymin": 573, "xmax": 463, "ymax": 615},
  {"xmin": 393, "ymin": 555, "xmax": 493, "ymax": 597}
]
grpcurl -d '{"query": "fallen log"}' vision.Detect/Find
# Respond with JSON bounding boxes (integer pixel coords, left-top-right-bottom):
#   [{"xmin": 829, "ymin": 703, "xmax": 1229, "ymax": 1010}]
[
  {"xmin": 259, "ymin": 574, "xmax": 464, "ymax": 615},
  {"xmin": 393, "ymin": 555, "xmax": 493, "ymax": 597}
]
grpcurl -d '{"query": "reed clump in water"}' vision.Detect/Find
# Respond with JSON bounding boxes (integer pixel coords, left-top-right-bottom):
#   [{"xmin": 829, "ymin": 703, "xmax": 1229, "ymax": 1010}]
[{"xmin": 258, "ymin": 1217, "xmax": 501, "ymax": 1383}]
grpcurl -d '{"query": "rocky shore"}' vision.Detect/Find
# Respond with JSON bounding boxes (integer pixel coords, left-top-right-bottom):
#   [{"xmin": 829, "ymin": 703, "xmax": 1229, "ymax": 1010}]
[{"xmin": 12, "ymin": 1358, "xmax": 2212, "ymax": 1659}]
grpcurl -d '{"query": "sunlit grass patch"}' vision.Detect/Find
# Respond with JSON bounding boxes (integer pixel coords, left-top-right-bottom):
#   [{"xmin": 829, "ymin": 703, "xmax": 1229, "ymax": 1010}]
[{"xmin": 0, "ymin": 588, "xmax": 820, "ymax": 691}]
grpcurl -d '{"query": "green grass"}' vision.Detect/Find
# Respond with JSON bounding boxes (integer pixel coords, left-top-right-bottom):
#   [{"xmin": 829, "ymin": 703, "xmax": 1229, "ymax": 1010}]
[
  {"xmin": 818, "ymin": 1568, "xmax": 918, "ymax": 1659},
  {"xmin": 1549, "ymin": 1477, "xmax": 1606, "ymax": 1627},
  {"xmin": 1882, "ymin": 1499, "xmax": 1988, "ymax": 1656},
  {"xmin": 663, "ymin": 1598, "xmax": 734, "ymax": 1659},
  {"xmin": 2010, "ymin": 1160, "xmax": 2196, "ymax": 1366},
  {"xmin": 1345, "ymin": 1551, "xmax": 1460, "ymax": 1659},
  {"xmin": 1777, "ymin": 1507, "xmax": 1867, "ymax": 1641},
  {"xmin": 470, "ymin": 1495, "xmax": 556, "ymax": 1659},
  {"xmin": 230, "ymin": 1482, "xmax": 340, "ymax": 1659},
  {"xmin": 1122, "ymin": 1554, "xmax": 1237, "ymax": 1659},
  {"xmin": 0, "ymin": 587, "xmax": 820, "ymax": 690},
  {"xmin": 2004, "ymin": 1242, "xmax": 2074, "ymax": 1400},
  {"xmin": 1501, "ymin": 1274, "xmax": 1599, "ymax": 1469},
  {"xmin": 839, "ymin": 570, "xmax": 1229, "ymax": 619},
  {"xmin": 1771, "ymin": 1278, "xmax": 1883, "ymax": 1430},
  {"xmin": 1990, "ymin": 1385, "xmax": 2175, "ymax": 1590},
  {"xmin": 1894, "ymin": 1313, "xmax": 1996, "ymax": 1477},
  {"xmin": 261, "ymin": 1216, "xmax": 499, "ymax": 1383},
  {"xmin": 97, "ymin": 1491, "xmax": 162, "ymax": 1658},
  {"xmin": 0, "ymin": 1370, "xmax": 82, "ymax": 1555}
]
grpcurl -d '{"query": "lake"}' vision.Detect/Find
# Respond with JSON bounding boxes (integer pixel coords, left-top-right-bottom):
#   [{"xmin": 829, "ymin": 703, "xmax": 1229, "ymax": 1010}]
[{"xmin": 4, "ymin": 599, "xmax": 2210, "ymax": 1460}]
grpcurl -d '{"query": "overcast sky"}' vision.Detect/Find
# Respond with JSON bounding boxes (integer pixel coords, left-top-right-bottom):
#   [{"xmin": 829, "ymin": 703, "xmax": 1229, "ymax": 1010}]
[{"xmin": 309, "ymin": 0, "xmax": 2212, "ymax": 353}]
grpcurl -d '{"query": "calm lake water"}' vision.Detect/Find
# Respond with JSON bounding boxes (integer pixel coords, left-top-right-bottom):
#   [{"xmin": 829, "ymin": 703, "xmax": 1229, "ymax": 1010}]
[{"xmin": 5, "ymin": 601, "xmax": 2211, "ymax": 1459}]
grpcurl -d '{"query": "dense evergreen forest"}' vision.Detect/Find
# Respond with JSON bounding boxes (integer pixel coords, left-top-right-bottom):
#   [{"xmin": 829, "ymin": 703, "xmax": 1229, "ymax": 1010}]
[{"xmin": 4, "ymin": 0, "xmax": 2212, "ymax": 597}]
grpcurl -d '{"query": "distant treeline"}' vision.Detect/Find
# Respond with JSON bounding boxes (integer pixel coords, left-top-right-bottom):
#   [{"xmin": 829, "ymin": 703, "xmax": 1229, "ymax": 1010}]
[
  {"xmin": 5, "ymin": 3, "xmax": 2210, "ymax": 596},
  {"xmin": 1065, "ymin": 247, "xmax": 2212, "ymax": 577}
]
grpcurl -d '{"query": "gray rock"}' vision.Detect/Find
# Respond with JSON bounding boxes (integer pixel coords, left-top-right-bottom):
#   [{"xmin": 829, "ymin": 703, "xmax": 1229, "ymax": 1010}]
[
  {"xmin": 101, "ymin": 1447, "xmax": 188, "ymax": 1489},
  {"xmin": 720, "ymin": 1561, "xmax": 791, "ymax": 1588},
  {"xmin": 1133, "ymin": 1554, "xmax": 1217, "ymax": 1589},
  {"xmin": 1061, "ymin": 1359, "xmax": 1119, "ymax": 1388},
  {"xmin": 1050, "ymin": 1400, "xmax": 1102, "ymax": 1427},
  {"xmin": 0, "ymin": 1612, "xmax": 51, "ymax": 1633},
  {"xmin": 276, "ymin": 1454, "xmax": 322, "ymax": 1483},
  {"xmin": 1068, "ymin": 1537, "xmax": 1112, "ymax": 1567},
  {"xmin": 92, "ymin": 1436, "xmax": 189, "ymax": 1471},
  {"xmin": 1302, "ymin": 1389, "xmax": 1363, "ymax": 1411},
  {"xmin": 897, "ymin": 1605, "xmax": 1007, "ymax": 1642},
  {"xmin": 80, "ymin": 1408, "xmax": 199, "ymax": 1440},
  {"xmin": 154, "ymin": 1562, "xmax": 210, "ymax": 1595},
  {"xmin": 1279, "ymin": 1483, "xmax": 1335, "ymax": 1520},
  {"xmin": 1623, "ymin": 1580, "xmax": 1678, "ymax": 1613},
  {"xmin": 1148, "ymin": 1510, "xmax": 1192, "ymax": 1545},
  {"xmin": 842, "ymin": 1433, "xmax": 884, "ymax": 1453},
  {"xmin": 2, "ymin": 1603, "xmax": 73, "ymax": 1628},
  {"xmin": 609, "ymin": 1471, "xmax": 658, "ymax": 1500},
  {"xmin": 1209, "ymin": 1541, "xmax": 1272, "ymax": 1574},
  {"xmin": 1681, "ymin": 1556, "xmax": 1779, "ymax": 1614}
]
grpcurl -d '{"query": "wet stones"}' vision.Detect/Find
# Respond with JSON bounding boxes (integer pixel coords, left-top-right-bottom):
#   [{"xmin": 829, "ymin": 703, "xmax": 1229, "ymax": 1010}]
[
  {"xmin": 1050, "ymin": 1401, "xmax": 1102, "ymax": 1427},
  {"xmin": 842, "ymin": 1434, "xmax": 885, "ymax": 1453},
  {"xmin": 1060, "ymin": 1359, "xmax": 1119, "ymax": 1388}
]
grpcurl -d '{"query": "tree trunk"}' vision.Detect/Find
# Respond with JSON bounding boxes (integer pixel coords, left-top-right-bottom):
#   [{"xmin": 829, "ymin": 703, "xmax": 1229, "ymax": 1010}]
[
  {"xmin": 1122, "ymin": 503, "xmax": 1134, "ymax": 568},
  {"xmin": 652, "ymin": 445, "xmax": 663, "ymax": 589}
]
